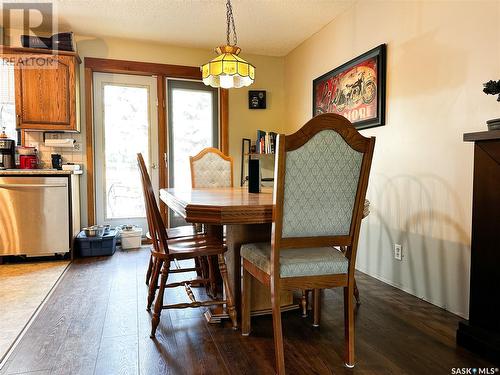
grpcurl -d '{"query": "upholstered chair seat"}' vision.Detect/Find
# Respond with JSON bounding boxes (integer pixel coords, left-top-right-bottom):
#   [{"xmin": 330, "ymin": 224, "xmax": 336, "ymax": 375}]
[{"xmin": 241, "ymin": 242, "xmax": 348, "ymax": 278}]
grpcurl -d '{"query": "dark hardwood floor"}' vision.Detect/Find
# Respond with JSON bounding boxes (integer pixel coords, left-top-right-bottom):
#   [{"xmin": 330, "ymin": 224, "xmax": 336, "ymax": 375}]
[{"xmin": 0, "ymin": 248, "xmax": 493, "ymax": 375}]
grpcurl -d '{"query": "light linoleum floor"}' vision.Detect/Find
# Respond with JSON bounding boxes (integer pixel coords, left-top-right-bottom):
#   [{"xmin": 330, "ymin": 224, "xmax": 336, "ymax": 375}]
[{"xmin": 0, "ymin": 260, "xmax": 69, "ymax": 364}]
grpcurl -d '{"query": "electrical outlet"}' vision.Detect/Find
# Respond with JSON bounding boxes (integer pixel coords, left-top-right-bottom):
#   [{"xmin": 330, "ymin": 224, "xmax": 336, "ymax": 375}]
[
  {"xmin": 394, "ymin": 244, "xmax": 402, "ymax": 261},
  {"xmin": 74, "ymin": 143, "xmax": 81, "ymax": 151}
]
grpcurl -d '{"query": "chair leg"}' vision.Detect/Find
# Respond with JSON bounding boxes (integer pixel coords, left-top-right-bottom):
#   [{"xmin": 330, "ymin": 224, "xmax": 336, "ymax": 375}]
[
  {"xmin": 354, "ymin": 278, "xmax": 360, "ymax": 305},
  {"xmin": 145, "ymin": 253, "xmax": 153, "ymax": 285},
  {"xmin": 198, "ymin": 256, "xmax": 210, "ymax": 294},
  {"xmin": 218, "ymin": 254, "xmax": 238, "ymax": 329},
  {"xmin": 344, "ymin": 283, "xmax": 355, "ymax": 368},
  {"xmin": 241, "ymin": 266, "xmax": 252, "ymax": 336},
  {"xmin": 341, "ymin": 246, "xmax": 360, "ymax": 304},
  {"xmin": 147, "ymin": 257, "xmax": 162, "ymax": 311},
  {"xmin": 313, "ymin": 289, "xmax": 321, "ymax": 327},
  {"xmin": 271, "ymin": 285, "xmax": 286, "ymax": 375},
  {"xmin": 207, "ymin": 255, "xmax": 218, "ymax": 298},
  {"xmin": 300, "ymin": 290, "xmax": 308, "ymax": 318},
  {"xmin": 150, "ymin": 260, "xmax": 169, "ymax": 338}
]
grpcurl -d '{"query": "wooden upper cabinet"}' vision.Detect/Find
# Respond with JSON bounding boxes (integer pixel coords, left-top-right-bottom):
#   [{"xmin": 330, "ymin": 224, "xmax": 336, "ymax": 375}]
[{"xmin": 5, "ymin": 48, "xmax": 81, "ymax": 132}]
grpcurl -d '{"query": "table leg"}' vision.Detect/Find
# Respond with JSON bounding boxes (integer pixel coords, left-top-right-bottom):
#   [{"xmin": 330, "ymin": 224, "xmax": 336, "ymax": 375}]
[{"xmin": 204, "ymin": 223, "xmax": 296, "ymax": 324}]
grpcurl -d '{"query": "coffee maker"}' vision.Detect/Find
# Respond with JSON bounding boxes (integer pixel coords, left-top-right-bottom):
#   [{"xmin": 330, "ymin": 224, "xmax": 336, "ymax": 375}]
[{"xmin": 0, "ymin": 127, "xmax": 16, "ymax": 169}]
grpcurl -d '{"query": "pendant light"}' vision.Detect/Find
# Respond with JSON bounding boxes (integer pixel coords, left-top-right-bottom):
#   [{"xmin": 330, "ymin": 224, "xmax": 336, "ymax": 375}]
[{"xmin": 201, "ymin": 0, "xmax": 255, "ymax": 89}]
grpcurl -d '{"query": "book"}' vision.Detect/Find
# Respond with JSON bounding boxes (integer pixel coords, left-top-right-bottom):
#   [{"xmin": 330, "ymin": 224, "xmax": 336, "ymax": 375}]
[
  {"xmin": 269, "ymin": 132, "xmax": 277, "ymax": 154},
  {"xmin": 255, "ymin": 130, "xmax": 277, "ymax": 154},
  {"xmin": 256, "ymin": 130, "xmax": 266, "ymax": 154}
]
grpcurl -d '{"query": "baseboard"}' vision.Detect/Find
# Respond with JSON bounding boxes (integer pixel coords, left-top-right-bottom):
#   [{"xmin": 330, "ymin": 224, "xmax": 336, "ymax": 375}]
[{"xmin": 356, "ymin": 267, "xmax": 468, "ymax": 319}]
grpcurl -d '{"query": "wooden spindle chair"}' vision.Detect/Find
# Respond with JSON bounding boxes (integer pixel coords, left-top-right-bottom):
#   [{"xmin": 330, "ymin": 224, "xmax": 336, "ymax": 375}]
[{"xmin": 137, "ymin": 153, "xmax": 237, "ymax": 338}]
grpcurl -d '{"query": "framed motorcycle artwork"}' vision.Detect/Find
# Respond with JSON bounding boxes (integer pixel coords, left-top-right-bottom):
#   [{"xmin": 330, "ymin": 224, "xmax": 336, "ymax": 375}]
[{"xmin": 313, "ymin": 44, "xmax": 386, "ymax": 129}]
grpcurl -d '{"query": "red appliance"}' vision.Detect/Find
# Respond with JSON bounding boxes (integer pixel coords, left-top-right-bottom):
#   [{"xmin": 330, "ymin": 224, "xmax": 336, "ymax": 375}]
[
  {"xmin": 18, "ymin": 147, "xmax": 38, "ymax": 169},
  {"xmin": 19, "ymin": 155, "xmax": 37, "ymax": 169}
]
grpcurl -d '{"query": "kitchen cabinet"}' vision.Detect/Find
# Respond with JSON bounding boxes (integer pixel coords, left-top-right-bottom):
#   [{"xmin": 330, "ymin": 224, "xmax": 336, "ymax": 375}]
[{"xmin": 1, "ymin": 47, "xmax": 81, "ymax": 132}]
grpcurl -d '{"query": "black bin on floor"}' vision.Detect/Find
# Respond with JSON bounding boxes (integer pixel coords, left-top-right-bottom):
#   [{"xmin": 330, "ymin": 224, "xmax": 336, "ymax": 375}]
[{"xmin": 76, "ymin": 230, "xmax": 118, "ymax": 257}]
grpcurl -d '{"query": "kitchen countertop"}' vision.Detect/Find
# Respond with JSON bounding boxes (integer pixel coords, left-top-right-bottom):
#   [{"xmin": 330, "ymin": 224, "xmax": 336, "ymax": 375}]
[{"xmin": 0, "ymin": 169, "xmax": 83, "ymax": 175}]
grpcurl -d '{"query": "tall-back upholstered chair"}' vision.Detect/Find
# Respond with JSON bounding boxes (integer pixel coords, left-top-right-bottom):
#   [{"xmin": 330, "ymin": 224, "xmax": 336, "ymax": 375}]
[
  {"xmin": 240, "ymin": 114, "xmax": 375, "ymax": 373},
  {"xmin": 137, "ymin": 154, "xmax": 237, "ymax": 337},
  {"xmin": 190, "ymin": 147, "xmax": 234, "ymax": 188},
  {"xmin": 189, "ymin": 147, "xmax": 233, "ymax": 296}
]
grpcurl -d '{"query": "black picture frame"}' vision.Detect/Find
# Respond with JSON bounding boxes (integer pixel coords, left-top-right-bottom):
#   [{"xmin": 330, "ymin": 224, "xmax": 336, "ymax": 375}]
[
  {"xmin": 248, "ymin": 90, "xmax": 266, "ymax": 109},
  {"xmin": 312, "ymin": 44, "xmax": 386, "ymax": 130}
]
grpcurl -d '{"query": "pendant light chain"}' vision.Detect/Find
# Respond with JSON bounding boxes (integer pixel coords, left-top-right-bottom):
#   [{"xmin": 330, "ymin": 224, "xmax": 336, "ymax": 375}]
[
  {"xmin": 226, "ymin": 0, "xmax": 237, "ymax": 46},
  {"xmin": 201, "ymin": 0, "xmax": 254, "ymax": 88}
]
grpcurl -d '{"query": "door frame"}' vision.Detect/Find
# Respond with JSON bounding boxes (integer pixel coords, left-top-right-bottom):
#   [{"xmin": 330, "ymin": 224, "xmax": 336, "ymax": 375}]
[{"xmin": 84, "ymin": 57, "xmax": 229, "ymax": 226}]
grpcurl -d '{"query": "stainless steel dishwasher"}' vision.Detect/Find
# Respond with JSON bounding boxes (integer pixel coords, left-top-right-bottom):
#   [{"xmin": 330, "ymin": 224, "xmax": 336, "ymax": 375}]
[{"xmin": 0, "ymin": 176, "xmax": 70, "ymax": 255}]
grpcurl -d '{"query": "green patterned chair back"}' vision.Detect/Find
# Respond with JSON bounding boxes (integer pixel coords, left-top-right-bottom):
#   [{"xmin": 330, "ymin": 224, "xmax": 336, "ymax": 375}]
[
  {"xmin": 274, "ymin": 114, "xmax": 375, "ymax": 244},
  {"xmin": 190, "ymin": 147, "xmax": 234, "ymax": 188}
]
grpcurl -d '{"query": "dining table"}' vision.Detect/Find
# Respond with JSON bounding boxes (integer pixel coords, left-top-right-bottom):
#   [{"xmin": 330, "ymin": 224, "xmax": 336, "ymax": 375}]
[
  {"xmin": 160, "ymin": 186, "xmax": 297, "ymax": 323},
  {"xmin": 160, "ymin": 186, "xmax": 370, "ymax": 323}
]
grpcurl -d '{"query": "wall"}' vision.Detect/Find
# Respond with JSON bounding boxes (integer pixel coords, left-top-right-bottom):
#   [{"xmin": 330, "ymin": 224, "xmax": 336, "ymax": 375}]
[
  {"xmin": 284, "ymin": 0, "xmax": 500, "ymax": 318},
  {"xmin": 19, "ymin": 35, "xmax": 285, "ymax": 226}
]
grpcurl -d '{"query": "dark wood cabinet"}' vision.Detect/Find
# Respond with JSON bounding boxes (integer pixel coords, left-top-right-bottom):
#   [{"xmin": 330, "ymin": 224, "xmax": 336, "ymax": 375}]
[
  {"xmin": 1, "ymin": 47, "xmax": 81, "ymax": 132},
  {"xmin": 457, "ymin": 129, "xmax": 500, "ymax": 364}
]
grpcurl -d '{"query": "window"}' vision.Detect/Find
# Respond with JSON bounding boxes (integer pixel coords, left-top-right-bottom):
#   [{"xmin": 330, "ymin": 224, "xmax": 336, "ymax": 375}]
[
  {"xmin": 0, "ymin": 60, "xmax": 17, "ymax": 143},
  {"xmin": 102, "ymin": 84, "xmax": 150, "ymax": 220}
]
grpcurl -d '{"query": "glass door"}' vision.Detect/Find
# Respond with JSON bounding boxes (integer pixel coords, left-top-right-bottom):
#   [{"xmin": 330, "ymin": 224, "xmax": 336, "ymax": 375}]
[
  {"xmin": 166, "ymin": 79, "xmax": 219, "ymax": 226},
  {"xmin": 93, "ymin": 73, "xmax": 158, "ymax": 230}
]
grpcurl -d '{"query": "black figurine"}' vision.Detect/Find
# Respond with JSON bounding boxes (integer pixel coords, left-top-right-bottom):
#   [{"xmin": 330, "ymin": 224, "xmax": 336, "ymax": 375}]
[{"xmin": 483, "ymin": 80, "xmax": 500, "ymax": 101}]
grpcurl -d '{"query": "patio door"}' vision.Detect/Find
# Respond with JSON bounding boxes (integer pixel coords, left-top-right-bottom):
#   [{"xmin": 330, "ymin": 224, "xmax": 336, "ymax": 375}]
[
  {"xmin": 166, "ymin": 79, "xmax": 219, "ymax": 227},
  {"xmin": 93, "ymin": 73, "xmax": 159, "ymax": 230}
]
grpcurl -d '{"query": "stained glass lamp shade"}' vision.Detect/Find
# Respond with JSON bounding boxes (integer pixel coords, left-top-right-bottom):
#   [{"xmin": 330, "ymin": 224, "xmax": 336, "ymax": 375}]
[{"xmin": 201, "ymin": 45, "xmax": 255, "ymax": 89}]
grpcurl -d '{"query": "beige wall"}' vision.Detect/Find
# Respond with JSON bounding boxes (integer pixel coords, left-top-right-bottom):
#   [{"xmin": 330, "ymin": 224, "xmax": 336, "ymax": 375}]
[{"xmin": 284, "ymin": 0, "xmax": 500, "ymax": 317}]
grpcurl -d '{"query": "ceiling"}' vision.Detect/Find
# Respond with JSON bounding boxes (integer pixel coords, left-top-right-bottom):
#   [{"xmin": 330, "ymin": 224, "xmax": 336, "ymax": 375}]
[{"xmin": 19, "ymin": 0, "xmax": 354, "ymax": 56}]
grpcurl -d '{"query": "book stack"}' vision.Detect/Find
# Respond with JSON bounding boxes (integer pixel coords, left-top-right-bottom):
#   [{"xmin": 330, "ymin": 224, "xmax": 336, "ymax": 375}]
[{"xmin": 256, "ymin": 130, "xmax": 277, "ymax": 154}]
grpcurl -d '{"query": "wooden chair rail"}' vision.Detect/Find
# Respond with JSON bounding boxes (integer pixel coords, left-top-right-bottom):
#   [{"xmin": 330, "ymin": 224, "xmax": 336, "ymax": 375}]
[
  {"xmin": 164, "ymin": 300, "xmax": 227, "ymax": 310},
  {"xmin": 285, "ymin": 113, "xmax": 372, "ymax": 153}
]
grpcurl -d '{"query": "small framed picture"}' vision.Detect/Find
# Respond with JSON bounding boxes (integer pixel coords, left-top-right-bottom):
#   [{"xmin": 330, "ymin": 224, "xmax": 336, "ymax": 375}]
[
  {"xmin": 248, "ymin": 90, "xmax": 266, "ymax": 109},
  {"xmin": 313, "ymin": 44, "xmax": 386, "ymax": 130}
]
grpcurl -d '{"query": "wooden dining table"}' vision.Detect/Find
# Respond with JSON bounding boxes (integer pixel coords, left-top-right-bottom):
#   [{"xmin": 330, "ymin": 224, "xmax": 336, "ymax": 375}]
[
  {"xmin": 160, "ymin": 186, "xmax": 297, "ymax": 323},
  {"xmin": 160, "ymin": 186, "xmax": 370, "ymax": 323}
]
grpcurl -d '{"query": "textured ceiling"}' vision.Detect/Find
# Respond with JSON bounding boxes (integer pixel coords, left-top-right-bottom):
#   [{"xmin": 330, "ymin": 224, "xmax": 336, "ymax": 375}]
[{"xmin": 19, "ymin": 0, "xmax": 354, "ymax": 56}]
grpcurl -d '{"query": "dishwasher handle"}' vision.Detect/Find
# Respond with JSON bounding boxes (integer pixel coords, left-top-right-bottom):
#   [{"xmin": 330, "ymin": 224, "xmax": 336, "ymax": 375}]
[{"xmin": 0, "ymin": 183, "xmax": 68, "ymax": 188}]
